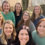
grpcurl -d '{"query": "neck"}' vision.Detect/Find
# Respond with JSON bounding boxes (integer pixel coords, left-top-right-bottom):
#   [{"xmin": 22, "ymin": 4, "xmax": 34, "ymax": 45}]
[
  {"xmin": 24, "ymin": 20, "xmax": 26, "ymax": 23},
  {"xmin": 3, "ymin": 11, "xmax": 9, "ymax": 14},
  {"xmin": 17, "ymin": 13, "xmax": 20, "ymax": 16},
  {"xmin": 16, "ymin": 12, "xmax": 20, "ymax": 16},
  {"xmin": 6, "ymin": 35, "xmax": 11, "ymax": 39},
  {"xmin": 35, "ymin": 14, "xmax": 40, "ymax": 19}
]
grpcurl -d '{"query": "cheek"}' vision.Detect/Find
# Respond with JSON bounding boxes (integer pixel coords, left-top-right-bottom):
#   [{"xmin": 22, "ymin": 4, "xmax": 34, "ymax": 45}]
[
  {"xmin": 4, "ymin": 29, "xmax": 7, "ymax": 35},
  {"xmin": 7, "ymin": 7, "xmax": 10, "ymax": 10},
  {"xmin": 27, "ymin": 16, "xmax": 29, "ymax": 19},
  {"xmin": 3, "ymin": 6, "xmax": 6, "ymax": 9},
  {"xmin": 11, "ymin": 29, "xmax": 13, "ymax": 33},
  {"xmin": 37, "ymin": 27, "xmax": 40, "ymax": 32},
  {"xmin": 18, "ymin": 35, "xmax": 23, "ymax": 40},
  {"xmin": 23, "ymin": 16, "xmax": 27, "ymax": 19},
  {"xmin": 35, "ymin": 10, "xmax": 40, "ymax": 13},
  {"xmin": 23, "ymin": 16, "xmax": 25, "ymax": 19},
  {"xmin": 26, "ymin": 36, "xmax": 29, "ymax": 41}
]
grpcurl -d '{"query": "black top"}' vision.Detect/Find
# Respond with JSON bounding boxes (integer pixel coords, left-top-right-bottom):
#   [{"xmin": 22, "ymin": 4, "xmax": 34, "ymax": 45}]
[
  {"xmin": 7, "ymin": 38, "xmax": 15, "ymax": 45},
  {"xmin": 13, "ymin": 10, "xmax": 22, "ymax": 28}
]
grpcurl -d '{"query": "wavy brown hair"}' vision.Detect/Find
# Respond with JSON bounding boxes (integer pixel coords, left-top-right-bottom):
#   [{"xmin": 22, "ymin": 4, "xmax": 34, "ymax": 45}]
[
  {"xmin": 17, "ymin": 10, "xmax": 30, "ymax": 28},
  {"xmin": 31, "ymin": 6, "xmax": 42, "ymax": 22}
]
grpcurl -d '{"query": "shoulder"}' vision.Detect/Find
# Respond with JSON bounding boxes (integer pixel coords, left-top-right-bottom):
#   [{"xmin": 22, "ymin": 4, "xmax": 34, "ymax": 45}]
[
  {"xmin": 40, "ymin": 15, "xmax": 45, "ymax": 18},
  {"xmin": 9, "ymin": 12, "xmax": 15, "ymax": 16},
  {"xmin": 32, "ymin": 30, "xmax": 36, "ymax": 35},
  {"xmin": 10, "ymin": 12, "xmax": 14, "ymax": 14},
  {"xmin": 32, "ymin": 30, "xmax": 37, "ymax": 38},
  {"xmin": 30, "ymin": 21, "xmax": 35, "ymax": 26}
]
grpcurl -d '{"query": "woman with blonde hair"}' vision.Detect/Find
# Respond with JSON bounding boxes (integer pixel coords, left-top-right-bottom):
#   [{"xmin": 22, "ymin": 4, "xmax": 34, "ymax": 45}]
[
  {"xmin": 1, "ymin": 1, "xmax": 15, "ymax": 25},
  {"xmin": 1, "ymin": 20, "xmax": 16, "ymax": 45}
]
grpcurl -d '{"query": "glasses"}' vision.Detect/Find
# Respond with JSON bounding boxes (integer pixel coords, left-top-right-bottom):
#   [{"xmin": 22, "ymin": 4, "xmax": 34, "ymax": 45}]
[{"xmin": 24, "ymin": 14, "xmax": 29, "ymax": 16}]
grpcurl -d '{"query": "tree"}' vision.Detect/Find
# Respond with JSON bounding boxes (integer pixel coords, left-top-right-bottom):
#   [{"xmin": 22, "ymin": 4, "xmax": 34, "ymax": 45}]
[
  {"xmin": 41, "ymin": 5, "xmax": 45, "ymax": 16},
  {"xmin": 22, "ymin": 0, "xmax": 29, "ymax": 10}
]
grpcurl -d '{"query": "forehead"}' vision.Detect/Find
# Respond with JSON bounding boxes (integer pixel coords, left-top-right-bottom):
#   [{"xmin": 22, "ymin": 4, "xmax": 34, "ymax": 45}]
[
  {"xmin": 4, "ymin": 23, "xmax": 13, "ymax": 27},
  {"xmin": 3, "ymin": 2, "xmax": 9, "ymax": 6},
  {"xmin": 16, "ymin": 3, "xmax": 21, "ymax": 7},
  {"xmin": 23, "ymin": 12, "xmax": 29, "ymax": 16},
  {"xmin": 24, "ymin": 12, "xmax": 29, "ymax": 15},
  {"xmin": 19, "ymin": 29, "xmax": 28, "ymax": 34},
  {"xmin": 35, "ymin": 6, "xmax": 40, "ymax": 9}
]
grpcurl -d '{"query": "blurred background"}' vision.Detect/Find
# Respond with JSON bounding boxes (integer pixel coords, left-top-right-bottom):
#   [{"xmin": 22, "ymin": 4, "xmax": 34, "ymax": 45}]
[{"xmin": 0, "ymin": 0, "xmax": 45, "ymax": 16}]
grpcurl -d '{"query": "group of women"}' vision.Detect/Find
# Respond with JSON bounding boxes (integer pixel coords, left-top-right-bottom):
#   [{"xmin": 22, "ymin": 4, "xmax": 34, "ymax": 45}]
[{"xmin": 0, "ymin": 0, "xmax": 45, "ymax": 45}]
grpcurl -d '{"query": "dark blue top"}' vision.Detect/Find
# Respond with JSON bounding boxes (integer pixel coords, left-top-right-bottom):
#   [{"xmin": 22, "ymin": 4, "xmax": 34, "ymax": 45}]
[{"xmin": 33, "ymin": 15, "xmax": 45, "ymax": 27}]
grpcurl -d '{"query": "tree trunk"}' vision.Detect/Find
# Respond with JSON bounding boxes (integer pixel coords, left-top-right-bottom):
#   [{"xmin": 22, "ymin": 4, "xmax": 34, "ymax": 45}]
[{"xmin": 22, "ymin": 0, "xmax": 29, "ymax": 10}]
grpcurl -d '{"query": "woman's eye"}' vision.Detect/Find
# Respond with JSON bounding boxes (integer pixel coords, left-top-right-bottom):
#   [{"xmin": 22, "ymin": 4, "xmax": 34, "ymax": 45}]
[
  {"xmin": 9, "ymin": 27, "xmax": 12, "ymax": 29},
  {"xmin": 25, "ymin": 34, "xmax": 28, "ymax": 35}
]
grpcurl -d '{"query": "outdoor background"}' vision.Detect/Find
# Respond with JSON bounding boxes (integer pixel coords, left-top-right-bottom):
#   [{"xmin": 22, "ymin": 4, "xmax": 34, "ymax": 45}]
[{"xmin": 0, "ymin": 0, "xmax": 45, "ymax": 16}]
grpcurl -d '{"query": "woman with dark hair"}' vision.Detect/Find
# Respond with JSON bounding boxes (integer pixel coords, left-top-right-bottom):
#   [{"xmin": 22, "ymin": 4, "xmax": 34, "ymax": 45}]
[
  {"xmin": 17, "ymin": 10, "xmax": 35, "ymax": 33},
  {"xmin": 1, "ymin": 1, "xmax": 15, "ymax": 25},
  {"xmin": 31, "ymin": 5, "xmax": 45, "ymax": 27},
  {"xmin": 15, "ymin": 26, "xmax": 35, "ymax": 45},
  {"xmin": 32, "ymin": 18, "xmax": 45, "ymax": 45},
  {"xmin": 13, "ymin": 3, "xmax": 23, "ymax": 28}
]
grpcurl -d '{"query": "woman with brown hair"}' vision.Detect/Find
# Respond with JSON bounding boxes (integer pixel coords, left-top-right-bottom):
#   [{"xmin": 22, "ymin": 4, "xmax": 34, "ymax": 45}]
[
  {"xmin": 31, "ymin": 5, "xmax": 45, "ymax": 27},
  {"xmin": 13, "ymin": 2, "xmax": 23, "ymax": 28},
  {"xmin": 32, "ymin": 18, "xmax": 45, "ymax": 45},
  {"xmin": 17, "ymin": 10, "xmax": 36, "ymax": 33}
]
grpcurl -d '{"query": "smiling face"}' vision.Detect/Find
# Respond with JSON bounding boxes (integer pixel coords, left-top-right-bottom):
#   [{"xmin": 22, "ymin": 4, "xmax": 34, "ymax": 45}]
[
  {"xmin": 23, "ymin": 12, "xmax": 30, "ymax": 21},
  {"xmin": 3, "ymin": 2, "xmax": 10, "ymax": 13},
  {"xmin": 15, "ymin": 3, "xmax": 22, "ymax": 13},
  {"xmin": 34, "ymin": 6, "xmax": 41, "ymax": 16},
  {"xmin": 37, "ymin": 21, "xmax": 45, "ymax": 37},
  {"xmin": 18, "ymin": 29, "xmax": 29, "ymax": 45},
  {"xmin": 4, "ymin": 23, "xmax": 13, "ymax": 37}
]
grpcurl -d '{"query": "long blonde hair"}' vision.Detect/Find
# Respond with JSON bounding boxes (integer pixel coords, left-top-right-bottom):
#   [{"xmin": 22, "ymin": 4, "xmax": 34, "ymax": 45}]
[{"xmin": 1, "ymin": 20, "xmax": 16, "ymax": 44}]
